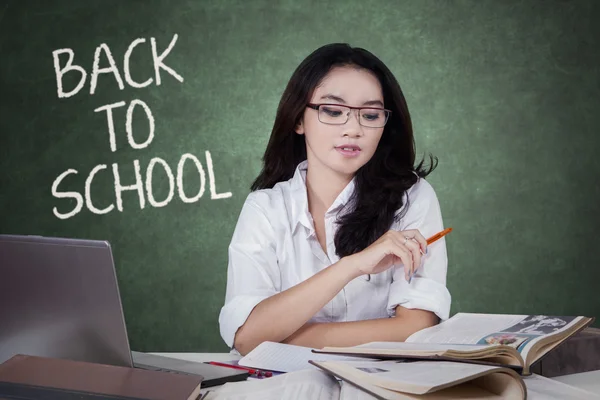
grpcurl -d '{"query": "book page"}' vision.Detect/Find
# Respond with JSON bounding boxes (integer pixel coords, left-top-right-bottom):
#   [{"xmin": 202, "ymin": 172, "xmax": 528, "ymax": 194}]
[
  {"xmin": 327, "ymin": 360, "xmax": 500, "ymax": 393},
  {"xmin": 405, "ymin": 313, "xmax": 584, "ymax": 361},
  {"xmin": 239, "ymin": 341, "xmax": 375, "ymax": 373},
  {"xmin": 202, "ymin": 369, "xmax": 340, "ymax": 400},
  {"xmin": 405, "ymin": 313, "xmax": 527, "ymax": 345},
  {"xmin": 339, "ymin": 381, "xmax": 379, "ymax": 400},
  {"xmin": 354, "ymin": 342, "xmax": 492, "ymax": 353},
  {"xmin": 516, "ymin": 316, "xmax": 585, "ymax": 361}
]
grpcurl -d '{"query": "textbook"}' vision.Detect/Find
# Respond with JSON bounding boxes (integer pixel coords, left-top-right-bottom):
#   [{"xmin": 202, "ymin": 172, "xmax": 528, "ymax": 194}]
[
  {"xmin": 311, "ymin": 359, "xmax": 527, "ymax": 399},
  {"xmin": 204, "ymin": 360, "xmax": 529, "ymax": 399},
  {"xmin": 313, "ymin": 313, "xmax": 594, "ymax": 375}
]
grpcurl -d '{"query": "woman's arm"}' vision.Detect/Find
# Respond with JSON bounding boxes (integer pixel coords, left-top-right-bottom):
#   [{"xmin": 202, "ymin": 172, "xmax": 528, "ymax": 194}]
[
  {"xmin": 233, "ymin": 229, "xmax": 427, "ymax": 355},
  {"xmin": 282, "ymin": 306, "xmax": 439, "ymax": 349},
  {"xmin": 233, "ymin": 256, "xmax": 360, "ymax": 355}
]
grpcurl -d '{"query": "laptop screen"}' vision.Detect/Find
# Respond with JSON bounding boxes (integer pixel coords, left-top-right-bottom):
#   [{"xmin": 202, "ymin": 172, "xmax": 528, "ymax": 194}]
[{"xmin": 0, "ymin": 235, "xmax": 133, "ymax": 367}]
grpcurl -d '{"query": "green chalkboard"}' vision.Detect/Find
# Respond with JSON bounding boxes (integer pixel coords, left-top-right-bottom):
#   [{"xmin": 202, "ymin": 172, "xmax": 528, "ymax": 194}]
[{"xmin": 1, "ymin": 0, "xmax": 599, "ymax": 352}]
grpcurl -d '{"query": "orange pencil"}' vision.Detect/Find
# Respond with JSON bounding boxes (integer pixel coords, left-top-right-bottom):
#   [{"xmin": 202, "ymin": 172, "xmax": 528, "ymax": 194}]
[
  {"xmin": 427, "ymin": 227, "xmax": 453, "ymax": 245},
  {"xmin": 409, "ymin": 227, "xmax": 453, "ymax": 283}
]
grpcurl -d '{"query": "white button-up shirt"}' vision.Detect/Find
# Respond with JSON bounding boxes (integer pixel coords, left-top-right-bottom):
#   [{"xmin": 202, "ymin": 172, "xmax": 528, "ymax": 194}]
[{"xmin": 219, "ymin": 160, "xmax": 451, "ymax": 348}]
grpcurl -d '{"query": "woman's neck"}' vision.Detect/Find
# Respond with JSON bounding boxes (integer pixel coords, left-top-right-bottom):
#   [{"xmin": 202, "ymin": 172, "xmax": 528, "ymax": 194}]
[{"xmin": 305, "ymin": 165, "xmax": 353, "ymax": 215}]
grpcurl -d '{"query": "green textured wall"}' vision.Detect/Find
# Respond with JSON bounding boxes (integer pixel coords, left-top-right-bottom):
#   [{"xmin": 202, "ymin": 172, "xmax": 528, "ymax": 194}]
[{"xmin": 1, "ymin": 0, "xmax": 599, "ymax": 352}]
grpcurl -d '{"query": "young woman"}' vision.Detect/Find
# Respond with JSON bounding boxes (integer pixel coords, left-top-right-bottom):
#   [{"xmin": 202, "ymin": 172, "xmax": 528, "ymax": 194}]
[{"xmin": 219, "ymin": 43, "xmax": 451, "ymax": 356}]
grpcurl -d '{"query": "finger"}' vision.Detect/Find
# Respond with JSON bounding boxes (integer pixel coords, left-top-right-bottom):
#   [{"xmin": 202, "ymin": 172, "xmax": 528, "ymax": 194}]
[
  {"xmin": 400, "ymin": 238, "xmax": 421, "ymax": 278},
  {"xmin": 405, "ymin": 239, "xmax": 422, "ymax": 274},
  {"xmin": 386, "ymin": 237, "xmax": 413, "ymax": 280},
  {"xmin": 390, "ymin": 231, "xmax": 421, "ymax": 273},
  {"xmin": 404, "ymin": 229, "xmax": 428, "ymax": 254}
]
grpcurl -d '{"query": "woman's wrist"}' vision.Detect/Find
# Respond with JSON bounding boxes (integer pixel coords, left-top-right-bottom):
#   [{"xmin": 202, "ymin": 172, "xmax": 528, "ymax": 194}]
[{"xmin": 335, "ymin": 254, "xmax": 364, "ymax": 281}]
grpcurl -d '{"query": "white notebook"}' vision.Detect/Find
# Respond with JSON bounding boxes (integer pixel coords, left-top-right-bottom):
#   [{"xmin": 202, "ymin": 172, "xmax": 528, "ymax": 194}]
[{"xmin": 238, "ymin": 341, "xmax": 374, "ymax": 373}]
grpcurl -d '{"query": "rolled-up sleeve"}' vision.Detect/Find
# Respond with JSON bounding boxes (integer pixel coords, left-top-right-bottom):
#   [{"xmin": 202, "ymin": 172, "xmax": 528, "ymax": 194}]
[
  {"xmin": 218, "ymin": 194, "xmax": 280, "ymax": 349},
  {"xmin": 386, "ymin": 178, "xmax": 451, "ymax": 321}
]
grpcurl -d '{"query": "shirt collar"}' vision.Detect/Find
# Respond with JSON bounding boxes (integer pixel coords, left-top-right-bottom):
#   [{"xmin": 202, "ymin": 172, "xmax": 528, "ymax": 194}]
[{"xmin": 290, "ymin": 160, "xmax": 356, "ymax": 233}]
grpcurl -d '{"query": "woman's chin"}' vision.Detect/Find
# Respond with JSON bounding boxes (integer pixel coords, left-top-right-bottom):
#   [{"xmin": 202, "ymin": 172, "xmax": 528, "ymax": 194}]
[{"xmin": 330, "ymin": 159, "xmax": 365, "ymax": 177}]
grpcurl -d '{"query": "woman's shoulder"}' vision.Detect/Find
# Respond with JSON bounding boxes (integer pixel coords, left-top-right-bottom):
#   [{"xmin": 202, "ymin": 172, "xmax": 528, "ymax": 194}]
[
  {"xmin": 394, "ymin": 175, "xmax": 441, "ymax": 220},
  {"xmin": 387, "ymin": 176, "xmax": 444, "ymax": 232},
  {"xmin": 241, "ymin": 178, "xmax": 296, "ymax": 216},
  {"xmin": 235, "ymin": 179, "xmax": 299, "ymax": 238},
  {"xmin": 406, "ymin": 175, "xmax": 439, "ymax": 202},
  {"xmin": 244, "ymin": 161, "xmax": 307, "ymax": 211}
]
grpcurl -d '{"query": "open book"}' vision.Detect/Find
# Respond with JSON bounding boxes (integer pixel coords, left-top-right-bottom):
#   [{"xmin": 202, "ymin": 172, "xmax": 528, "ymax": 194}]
[
  {"xmin": 313, "ymin": 313, "xmax": 594, "ymax": 375},
  {"xmin": 203, "ymin": 360, "xmax": 527, "ymax": 400},
  {"xmin": 202, "ymin": 367, "xmax": 600, "ymax": 400},
  {"xmin": 207, "ymin": 340, "xmax": 600, "ymax": 400},
  {"xmin": 311, "ymin": 359, "xmax": 527, "ymax": 399}
]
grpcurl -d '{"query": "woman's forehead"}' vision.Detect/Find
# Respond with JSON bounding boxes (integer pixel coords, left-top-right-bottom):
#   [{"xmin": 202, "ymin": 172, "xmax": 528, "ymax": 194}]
[{"xmin": 312, "ymin": 66, "xmax": 383, "ymax": 105}]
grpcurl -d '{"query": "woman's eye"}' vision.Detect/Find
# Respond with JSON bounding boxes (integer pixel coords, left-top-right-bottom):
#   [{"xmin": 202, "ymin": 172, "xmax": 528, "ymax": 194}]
[
  {"xmin": 322, "ymin": 107, "xmax": 343, "ymax": 117},
  {"xmin": 363, "ymin": 113, "xmax": 380, "ymax": 121}
]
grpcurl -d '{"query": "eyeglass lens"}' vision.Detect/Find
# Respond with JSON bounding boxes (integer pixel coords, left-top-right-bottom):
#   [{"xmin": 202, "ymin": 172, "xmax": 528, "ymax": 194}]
[{"xmin": 318, "ymin": 105, "xmax": 388, "ymax": 127}]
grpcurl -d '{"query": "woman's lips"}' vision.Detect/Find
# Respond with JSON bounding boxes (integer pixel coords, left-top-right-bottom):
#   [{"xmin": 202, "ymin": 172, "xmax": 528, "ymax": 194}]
[{"xmin": 335, "ymin": 145, "xmax": 361, "ymax": 157}]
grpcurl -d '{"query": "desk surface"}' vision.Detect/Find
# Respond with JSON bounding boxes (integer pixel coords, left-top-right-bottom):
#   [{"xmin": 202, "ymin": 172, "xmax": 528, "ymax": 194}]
[
  {"xmin": 153, "ymin": 352, "xmax": 241, "ymax": 363},
  {"xmin": 153, "ymin": 352, "xmax": 600, "ymax": 395},
  {"xmin": 552, "ymin": 370, "xmax": 600, "ymax": 393}
]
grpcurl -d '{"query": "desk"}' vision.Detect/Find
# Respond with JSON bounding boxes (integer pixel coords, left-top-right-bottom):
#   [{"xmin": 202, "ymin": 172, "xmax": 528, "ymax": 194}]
[
  {"xmin": 152, "ymin": 353, "xmax": 242, "ymax": 397},
  {"xmin": 154, "ymin": 353, "xmax": 600, "ymax": 395},
  {"xmin": 552, "ymin": 370, "xmax": 600, "ymax": 394}
]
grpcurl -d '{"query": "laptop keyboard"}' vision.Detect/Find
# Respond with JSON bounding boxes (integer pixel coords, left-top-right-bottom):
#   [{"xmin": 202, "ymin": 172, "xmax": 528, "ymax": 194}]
[{"xmin": 134, "ymin": 362, "xmax": 199, "ymax": 376}]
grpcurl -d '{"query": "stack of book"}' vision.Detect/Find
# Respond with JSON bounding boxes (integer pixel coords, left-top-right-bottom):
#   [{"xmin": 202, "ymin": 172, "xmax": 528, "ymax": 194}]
[{"xmin": 208, "ymin": 313, "xmax": 596, "ymax": 399}]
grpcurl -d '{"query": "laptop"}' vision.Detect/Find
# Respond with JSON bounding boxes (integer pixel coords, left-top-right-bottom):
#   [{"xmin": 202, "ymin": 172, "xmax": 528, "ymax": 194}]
[{"xmin": 0, "ymin": 234, "xmax": 248, "ymax": 387}]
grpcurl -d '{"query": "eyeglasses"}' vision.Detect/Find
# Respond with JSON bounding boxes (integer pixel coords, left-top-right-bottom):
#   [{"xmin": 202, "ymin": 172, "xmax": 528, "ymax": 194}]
[{"xmin": 306, "ymin": 103, "xmax": 391, "ymax": 128}]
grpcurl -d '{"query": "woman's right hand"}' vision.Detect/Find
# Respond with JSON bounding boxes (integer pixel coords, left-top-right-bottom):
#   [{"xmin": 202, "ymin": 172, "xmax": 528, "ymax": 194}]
[{"xmin": 344, "ymin": 229, "xmax": 428, "ymax": 281}]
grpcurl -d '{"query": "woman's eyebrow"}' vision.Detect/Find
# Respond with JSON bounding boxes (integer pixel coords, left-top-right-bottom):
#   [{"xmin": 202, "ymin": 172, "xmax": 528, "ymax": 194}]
[
  {"xmin": 363, "ymin": 99, "xmax": 384, "ymax": 107},
  {"xmin": 319, "ymin": 94, "xmax": 384, "ymax": 107}
]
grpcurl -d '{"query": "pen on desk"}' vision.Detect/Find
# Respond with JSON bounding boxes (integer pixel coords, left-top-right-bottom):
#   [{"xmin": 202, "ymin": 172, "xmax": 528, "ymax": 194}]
[
  {"xmin": 207, "ymin": 361, "xmax": 273, "ymax": 377},
  {"xmin": 409, "ymin": 227, "xmax": 453, "ymax": 283},
  {"xmin": 199, "ymin": 391, "xmax": 212, "ymax": 400}
]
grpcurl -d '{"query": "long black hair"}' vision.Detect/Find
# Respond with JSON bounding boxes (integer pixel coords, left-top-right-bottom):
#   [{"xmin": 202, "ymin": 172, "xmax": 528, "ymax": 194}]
[{"xmin": 251, "ymin": 43, "xmax": 437, "ymax": 258}]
